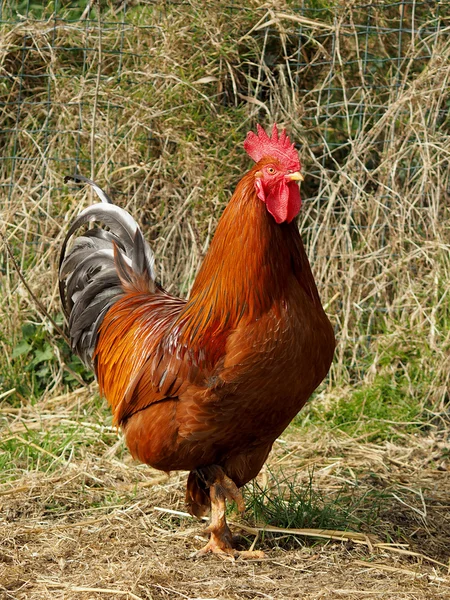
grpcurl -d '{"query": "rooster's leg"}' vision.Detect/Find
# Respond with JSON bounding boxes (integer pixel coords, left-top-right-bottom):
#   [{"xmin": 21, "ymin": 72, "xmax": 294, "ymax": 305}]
[
  {"xmin": 196, "ymin": 480, "xmax": 235, "ymax": 557},
  {"xmin": 195, "ymin": 468, "xmax": 264, "ymax": 559}
]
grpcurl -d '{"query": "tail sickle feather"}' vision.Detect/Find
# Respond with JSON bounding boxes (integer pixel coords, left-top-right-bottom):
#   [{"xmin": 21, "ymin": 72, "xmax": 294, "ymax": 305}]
[{"xmin": 59, "ymin": 176, "xmax": 156, "ymax": 366}]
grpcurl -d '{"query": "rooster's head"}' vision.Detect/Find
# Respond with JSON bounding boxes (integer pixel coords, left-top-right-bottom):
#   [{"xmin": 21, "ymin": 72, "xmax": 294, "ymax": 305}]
[{"xmin": 244, "ymin": 124, "xmax": 303, "ymax": 224}]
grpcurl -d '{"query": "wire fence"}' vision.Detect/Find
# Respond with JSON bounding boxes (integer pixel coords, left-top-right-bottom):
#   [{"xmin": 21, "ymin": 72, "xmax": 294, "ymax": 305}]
[{"xmin": 1, "ymin": 1, "xmax": 449, "ymax": 400}]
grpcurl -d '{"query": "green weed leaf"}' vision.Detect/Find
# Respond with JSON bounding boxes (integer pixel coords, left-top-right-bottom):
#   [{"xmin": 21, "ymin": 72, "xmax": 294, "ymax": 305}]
[{"xmin": 12, "ymin": 342, "xmax": 32, "ymax": 358}]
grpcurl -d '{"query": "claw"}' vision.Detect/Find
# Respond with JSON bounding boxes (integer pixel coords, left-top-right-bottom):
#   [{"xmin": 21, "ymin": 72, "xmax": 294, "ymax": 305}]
[
  {"xmin": 235, "ymin": 549, "xmax": 266, "ymax": 560},
  {"xmin": 194, "ymin": 532, "xmax": 238, "ymax": 560},
  {"xmin": 193, "ymin": 533, "xmax": 265, "ymax": 561}
]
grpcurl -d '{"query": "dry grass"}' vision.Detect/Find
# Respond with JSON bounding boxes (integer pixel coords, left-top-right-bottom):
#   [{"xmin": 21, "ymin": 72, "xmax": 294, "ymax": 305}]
[
  {"xmin": 1, "ymin": 2, "xmax": 450, "ymax": 598},
  {"xmin": 1, "ymin": 390, "xmax": 449, "ymax": 599},
  {"xmin": 0, "ymin": 2, "xmax": 450, "ymax": 396},
  {"xmin": 0, "ymin": 1, "xmax": 449, "ymax": 400}
]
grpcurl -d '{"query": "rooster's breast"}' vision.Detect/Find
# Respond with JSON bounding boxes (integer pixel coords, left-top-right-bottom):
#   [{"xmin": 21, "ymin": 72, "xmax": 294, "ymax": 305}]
[{"xmin": 212, "ymin": 291, "xmax": 335, "ymax": 442}]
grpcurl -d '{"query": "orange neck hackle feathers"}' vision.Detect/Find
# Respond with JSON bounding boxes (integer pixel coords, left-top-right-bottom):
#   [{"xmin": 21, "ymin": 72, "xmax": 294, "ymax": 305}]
[{"xmin": 172, "ymin": 162, "xmax": 311, "ymax": 366}]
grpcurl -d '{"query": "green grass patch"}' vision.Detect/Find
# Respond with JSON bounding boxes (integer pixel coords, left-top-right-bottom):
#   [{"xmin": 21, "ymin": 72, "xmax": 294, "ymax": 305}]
[
  {"xmin": 243, "ymin": 469, "xmax": 382, "ymax": 548},
  {"xmin": 295, "ymin": 330, "xmax": 444, "ymax": 441},
  {"xmin": 0, "ymin": 396, "xmax": 117, "ymax": 484}
]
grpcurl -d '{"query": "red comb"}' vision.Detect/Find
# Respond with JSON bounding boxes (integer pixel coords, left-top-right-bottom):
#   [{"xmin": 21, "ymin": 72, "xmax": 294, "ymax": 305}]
[{"xmin": 244, "ymin": 124, "xmax": 300, "ymax": 170}]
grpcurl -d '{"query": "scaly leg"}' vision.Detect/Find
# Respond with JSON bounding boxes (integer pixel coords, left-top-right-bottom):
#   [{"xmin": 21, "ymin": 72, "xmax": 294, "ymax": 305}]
[{"xmin": 194, "ymin": 467, "xmax": 264, "ymax": 560}]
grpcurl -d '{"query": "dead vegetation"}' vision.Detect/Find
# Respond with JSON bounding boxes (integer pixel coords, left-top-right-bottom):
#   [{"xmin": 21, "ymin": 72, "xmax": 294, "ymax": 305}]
[
  {"xmin": 1, "ymin": 1, "xmax": 449, "ymax": 397},
  {"xmin": 1, "ymin": 390, "xmax": 450, "ymax": 599},
  {"xmin": 1, "ymin": 1, "xmax": 450, "ymax": 598}
]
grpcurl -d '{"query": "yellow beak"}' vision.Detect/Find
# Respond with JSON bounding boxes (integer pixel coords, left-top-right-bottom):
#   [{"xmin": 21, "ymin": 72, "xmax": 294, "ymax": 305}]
[{"xmin": 286, "ymin": 171, "xmax": 304, "ymax": 182}]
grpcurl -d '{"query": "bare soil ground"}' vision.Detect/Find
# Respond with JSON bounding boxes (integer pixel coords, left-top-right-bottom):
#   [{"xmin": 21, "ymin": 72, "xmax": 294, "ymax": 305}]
[{"xmin": 1, "ymin": 390, "xmax": 449, "ymax": 600}]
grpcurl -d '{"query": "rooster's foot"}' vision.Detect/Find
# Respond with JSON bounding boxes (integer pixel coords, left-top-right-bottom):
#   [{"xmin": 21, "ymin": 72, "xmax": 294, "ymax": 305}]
[
  {"xmin": 194, "ymin": 528, "xmax": 236, "ymax": 560},
  {"xmin": 194, "ymin": 532, "xmax": 265, "ymax": 561}
]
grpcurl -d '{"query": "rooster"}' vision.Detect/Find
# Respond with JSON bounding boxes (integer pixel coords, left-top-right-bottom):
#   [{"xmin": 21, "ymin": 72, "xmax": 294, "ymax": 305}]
[{"xmin": 59, "ymin": 124, "xmax": 335, "ymax": 558}]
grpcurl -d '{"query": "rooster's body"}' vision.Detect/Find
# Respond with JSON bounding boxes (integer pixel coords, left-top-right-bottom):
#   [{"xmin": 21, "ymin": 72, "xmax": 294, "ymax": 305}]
[{"xmin": 59, "ymin": 125, "xmax": 335, "ymax": 557}]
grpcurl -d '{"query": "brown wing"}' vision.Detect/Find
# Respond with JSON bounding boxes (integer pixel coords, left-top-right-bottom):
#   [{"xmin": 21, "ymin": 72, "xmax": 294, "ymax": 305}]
[
  {"xmin": 117, "ymin": 342, "xmax": 207, "ymax": 423},
  {"xmin": 94, "ymin": 289, "xmax": 208, "ymax": 425}
]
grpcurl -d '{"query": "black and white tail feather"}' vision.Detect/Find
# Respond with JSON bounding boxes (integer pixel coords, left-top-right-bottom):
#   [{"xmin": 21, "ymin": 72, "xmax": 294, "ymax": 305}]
[{"xmin": 59, "ymin": 175, "xmax": 156, "ymax": 367}]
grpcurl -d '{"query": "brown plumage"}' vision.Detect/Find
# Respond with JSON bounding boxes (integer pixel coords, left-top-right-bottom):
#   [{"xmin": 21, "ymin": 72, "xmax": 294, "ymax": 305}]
[{"xmin": 59, "ymin": 125, "xmax": 335, "ymax": 558}]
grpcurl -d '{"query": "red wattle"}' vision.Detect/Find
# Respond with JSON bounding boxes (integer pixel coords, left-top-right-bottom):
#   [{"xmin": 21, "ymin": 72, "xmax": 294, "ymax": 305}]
[
  {"xmin": 285, "ymin": 181, "xmax": 301, "ymax": 222},
  {"xmin": 267, "ymin": 181, "xmax": 301, "ymax": 224},
  {"xmin": 255, "ymin": 180, "xmax": 301, "ymax": 223}
]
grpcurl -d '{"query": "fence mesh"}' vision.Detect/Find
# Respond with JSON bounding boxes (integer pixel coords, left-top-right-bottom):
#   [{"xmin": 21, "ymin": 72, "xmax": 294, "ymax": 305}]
[{"xmin": 1, "ymin": 1, "xmax": 449, "ymax": 401}]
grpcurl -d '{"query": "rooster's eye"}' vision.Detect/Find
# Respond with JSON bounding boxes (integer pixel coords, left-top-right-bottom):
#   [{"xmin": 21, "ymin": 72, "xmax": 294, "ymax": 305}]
[{"xmin": 267, "ymin": 167, "xmax": 275, "ymax": 174}]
